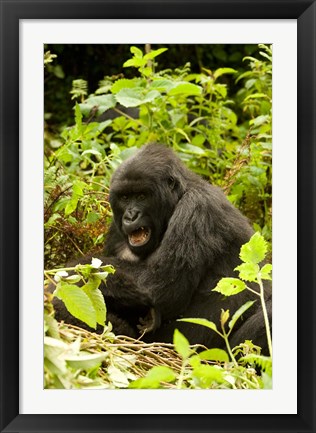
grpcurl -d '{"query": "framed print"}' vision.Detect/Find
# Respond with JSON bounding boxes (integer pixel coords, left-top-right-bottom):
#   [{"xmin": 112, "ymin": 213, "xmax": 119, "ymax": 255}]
[{"xmin": 1, "ymin": 0, "xmax": 315, "ymax": 432}]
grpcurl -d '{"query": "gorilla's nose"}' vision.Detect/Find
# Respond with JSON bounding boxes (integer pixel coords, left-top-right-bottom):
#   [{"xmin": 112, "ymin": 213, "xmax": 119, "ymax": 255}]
[{"xmin": 123, "ymin": 209, "xmax": 140, "ymax": 225}]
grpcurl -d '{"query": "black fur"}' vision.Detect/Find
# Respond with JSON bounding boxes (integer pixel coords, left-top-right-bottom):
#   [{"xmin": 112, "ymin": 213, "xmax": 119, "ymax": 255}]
[{"xmin": 52, "ymin": 144, "xmax": 272, "ymax": 353}]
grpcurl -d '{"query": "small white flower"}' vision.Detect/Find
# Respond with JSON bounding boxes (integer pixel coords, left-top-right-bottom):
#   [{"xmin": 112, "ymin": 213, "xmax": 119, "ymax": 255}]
[{"xmin": 91, "ymin": 257, "xmax": 102, "ymax": 269}]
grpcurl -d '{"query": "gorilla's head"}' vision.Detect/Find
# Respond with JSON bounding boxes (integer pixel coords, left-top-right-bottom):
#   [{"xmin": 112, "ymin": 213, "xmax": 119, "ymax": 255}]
[{"xmin": 109, "ymin": 144, "xmax": 188, "ymax": 257}]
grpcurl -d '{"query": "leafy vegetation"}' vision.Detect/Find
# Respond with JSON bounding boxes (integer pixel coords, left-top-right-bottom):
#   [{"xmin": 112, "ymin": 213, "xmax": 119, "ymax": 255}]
[
  {"xmin": 44, "ymin": 44, "xmax": 272, "ymax": 389},
  {"xmin": 45, "ymin": 232, "xmax": 272, "ymax": 389}
]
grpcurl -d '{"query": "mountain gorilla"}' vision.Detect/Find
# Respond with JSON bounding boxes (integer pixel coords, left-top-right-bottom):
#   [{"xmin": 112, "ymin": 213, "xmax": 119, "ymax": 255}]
[{"xmin": 52, "ymin": 144, "xmax": 272, "ymax": 353}]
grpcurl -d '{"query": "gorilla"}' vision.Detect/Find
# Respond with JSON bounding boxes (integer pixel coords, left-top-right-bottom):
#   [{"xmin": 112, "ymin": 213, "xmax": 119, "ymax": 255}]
[{"xmin": 52, "ymin": 143, "xmax": 272, "ymax": 353}]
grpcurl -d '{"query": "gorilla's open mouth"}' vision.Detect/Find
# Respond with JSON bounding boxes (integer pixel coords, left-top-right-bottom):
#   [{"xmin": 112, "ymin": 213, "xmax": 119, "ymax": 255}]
[{"xmin": 128, "ymin": 227, "xmax": 151, "ymax": 247}]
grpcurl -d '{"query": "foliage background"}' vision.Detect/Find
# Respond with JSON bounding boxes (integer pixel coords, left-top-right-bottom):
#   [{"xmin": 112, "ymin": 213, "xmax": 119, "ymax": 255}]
[{"xmin": 44, "ymin": 43, "xmax": 272, "ymax": 269}]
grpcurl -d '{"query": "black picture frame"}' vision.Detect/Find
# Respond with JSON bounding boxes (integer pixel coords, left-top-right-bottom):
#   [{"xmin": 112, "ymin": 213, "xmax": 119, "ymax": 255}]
[{"xmin": 1, "ymin": 0, "xmax": 315, "ymax": 432}]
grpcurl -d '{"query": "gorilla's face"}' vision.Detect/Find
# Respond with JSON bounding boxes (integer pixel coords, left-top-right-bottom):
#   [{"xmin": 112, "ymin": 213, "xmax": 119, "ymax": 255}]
[
  {"xmin": 109, "ymin": 146, "xmax": 186, "ymax": 258},
  {"xmin": 111, "ymin": 188, "xmax": 157, "ymax": 256},
  {"xmin": 109, "ymin": 180, "xmax": 178, "ymax": 257}
]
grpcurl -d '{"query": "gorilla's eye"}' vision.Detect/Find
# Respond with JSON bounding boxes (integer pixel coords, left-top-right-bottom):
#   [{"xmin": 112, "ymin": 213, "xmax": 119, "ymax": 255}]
[
  {"xmin": 121, "ymin": 194, "xmax": 129, "ymax": 201},
  {"xmin": 137, "ymin": 193, "xmax": 146, "ymax": 200},
  {"xmin": 168, "ymin": 176, "xmax": 176, "ymax": 189}
]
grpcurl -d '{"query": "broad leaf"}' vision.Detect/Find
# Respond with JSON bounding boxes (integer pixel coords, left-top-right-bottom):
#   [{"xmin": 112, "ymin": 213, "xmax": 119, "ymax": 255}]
[
  {"xmin": 214, "ymin": 67, "xmax": 237, "ymax": 79},
  {"xmin": 65, "ymin": 196, "xmax": 79, "ymax": 216},
  {"xmin": 173, "ymin": 329, "xmax": 191, "ymax": 360},
  {"xmin": 228, "ymin": 300, "xmax": 256, "ymax": 331},
  {"xmin": 260, "ymin": 264, "xmax": 272, "ymax": 280},
  {"xmin": 199, "ymin": 348, "xmax": 229, "ymax": 363},
  {"xmin": 115, "ymin": 88, "xmax": 160, "ymax": 107},
  {"xmin": 111, "ymin": 78, "xmax": 140, "ymax": 94},
  {"xmin": 192, "ymin": 365, "xmax": 225, "ymax": 387},
  {"xmin": 123, "ymin": 57, "xmax": 147, "ymax": 68},
  {"xmin": 55, "ymin": 283, "xmax": 96, "ymax": 329},
  {"xmin": 235, "ymin": 262, "xmax": 259, "ymax": 282},
  {"xmin": 129, "ymin": 366, "xmax": 176, "ymax": 389},
  {"xmin": 177, "ymin": 143, "xmax": 206, "ymax": 155},
  {"xmin": 144, "ymin": 48, "xmax": 168, "ymax": 60},
  {"xmin": 130, "ymin": 46, "xmax": 143, "ymax": 58},
  {"xmin": 240, "ymin": 232, "xmax": 268, "ymax": 264},
  {"xmin": 149, "ymin": 79, "xmax": 174, "ymax": 92},
  {"xmin": 212, "ymin": 278, "xmax": 246, "ymax": 296},
  {"xmin": 179, "ymin": 318, "xmax": 218, "ymax": 332},
  {"xmin": 169, "ymin": 82, "xmax": 202, "ymax": 96},
  {"xmin": 82, "ymin": 283, "xmax": 107, "ymax": 326},
  {"xmin": 79, "ymin": 94, "xmax": 116, "ymax": 117}
]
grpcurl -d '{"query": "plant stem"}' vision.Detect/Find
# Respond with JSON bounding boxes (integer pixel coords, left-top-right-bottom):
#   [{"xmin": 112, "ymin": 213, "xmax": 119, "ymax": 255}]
[
  {"xmin": 221, "ymin": 322, "xmax": 238, "ymax": 367},
  {"xmin": 223, "ymin": 335, "xmax": 238, "ymax": 367},
  {"xmin": 257, "ymin": 275, "xmax": 273, "ymax": 358},
  {"xmin": 176, "ymin": 360, "xmax": 187, "ymax": 389}
]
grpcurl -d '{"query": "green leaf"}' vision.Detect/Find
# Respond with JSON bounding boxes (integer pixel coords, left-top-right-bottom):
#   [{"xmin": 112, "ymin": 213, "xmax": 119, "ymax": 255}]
[
  {"xmin": 64, "ymin": 196, "xmax": 79, "ymax": 216},
  {"xmin": 179, "ymin": 318, "xmax": 218, "ymax": 333},
  {"xmin": 130, "ymin": 46, "xmax": 143, "ymax": 58},
  {"xmin": 192, "ymin": 365, "xmax": 225, "ymax": 387},
  {"xmin": 240, "ymin": 232, "xmax": 268, "ymax": 264},
  {"xmin": 111, "ymin": 79, "xmax": 140, "ymax": 94},
  {"xmin": 239, "ymin": 354, "xmax": 272, "ymax": 376},
  {"xmin": 72, "ymin": 180, "xmax": 85, "ymax": 197},
  {"xmin": 129, "ymin": 366, "xmax": 176, "ymax": 389},
  {"xmin": 213, "ymin": 67, "xmax": 237, "ymax": 79},
  {"xmin": 169, "ymin": 82, "xmax": 202, "ymax": 96},
  {"xmin": 55, "ymin": 283, "xmax": 96, "ymax": 329},
  {"xmin": 115, "ymin": 88, "xmax": 160, "ymax": 107},
  {"xmin": 260, "ymin": 264, "xmax": 272, "ymax": 280},
  {"xmin": 142, "ymin": 90, "xmax": 161, "ymax": 103},
  {"xmin": 101, "ymin": 264, "xmax": 116, "ymax": 274},
  {"xmin": 82, "ymin": 283, "xmax": 107, "ymax": 326},
  {"xmin": 249, "ymin": 114, "xmax": 270, "ymax": 127},
  {"xmin": 123, "ymin": 57, "xmax": 147, "ymax": 68},
  {"xmin": 82, "ymin": 149, "xmax": 102, "ymax": 157},
  {"xmin": 144, "ymin": 47, "xmax": 168, "ymax": 61},
  {"xmin": 86, "ymin": 212, "xmax": 100, "ymax": 223},
  {"xmin": 212, "ymin": 278, "xmax": 246, "ymax": 296},
  {"xmin": 75, "ymin": 263, "xmax": 93, "ymax": 279},
  {"xmin": 234, "ymin": 262, "xmax": 260, "ymax": 282},
  {"xmin": 228, "ymin": 300, "xmax": 256, "ymax": 331},
  {"xmin": 199, "ymin": 348, "xmax": 229, "ymax": 363},
  {"xmin": 141, "ymin": 66, "xmax": 153, "ymax": 78},
  {"xmin": 215, "ymin": 84, "xmax": 227, "ymax": 98},
  {"xmin": 191, "ymin": 134, "xmax": 206, "ymax": 147},
  {"xmin": 244, "ymin": 92, "xmax": 269, "ymax": 101},
  {"xmin": 177, "ymin": 143, "xmax": 206, "ymax": 155},
  {"xmin": 78, "ymin": 94, "xmax": 116, "ymax": 117},
  {"xmin": 189, "ymin": 354, "xmax": 201, "ymax": 369},
  {"xmin": 173, "ymin": 329, "xmax": 191, "ymax": 359},
  {"xmin": 149, "ymin": 79, "xmax": 174, "ymax": 92}
]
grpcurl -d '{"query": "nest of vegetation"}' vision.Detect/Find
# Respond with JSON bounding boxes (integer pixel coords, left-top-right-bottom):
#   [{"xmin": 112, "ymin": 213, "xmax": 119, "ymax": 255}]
[
  {"xmin": 57, "ymin": 322, "xmax": 205, "ymax": 385},
  {"xmin": 45, "ymin": 296, "xmax": 267, "ymax": 389}
]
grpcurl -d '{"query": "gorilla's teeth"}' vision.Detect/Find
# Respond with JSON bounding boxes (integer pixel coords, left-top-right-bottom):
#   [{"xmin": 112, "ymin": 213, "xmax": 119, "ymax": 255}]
[{"xmin": 129, "ymin": 227, "xmax": 151, "ymax": 246}]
